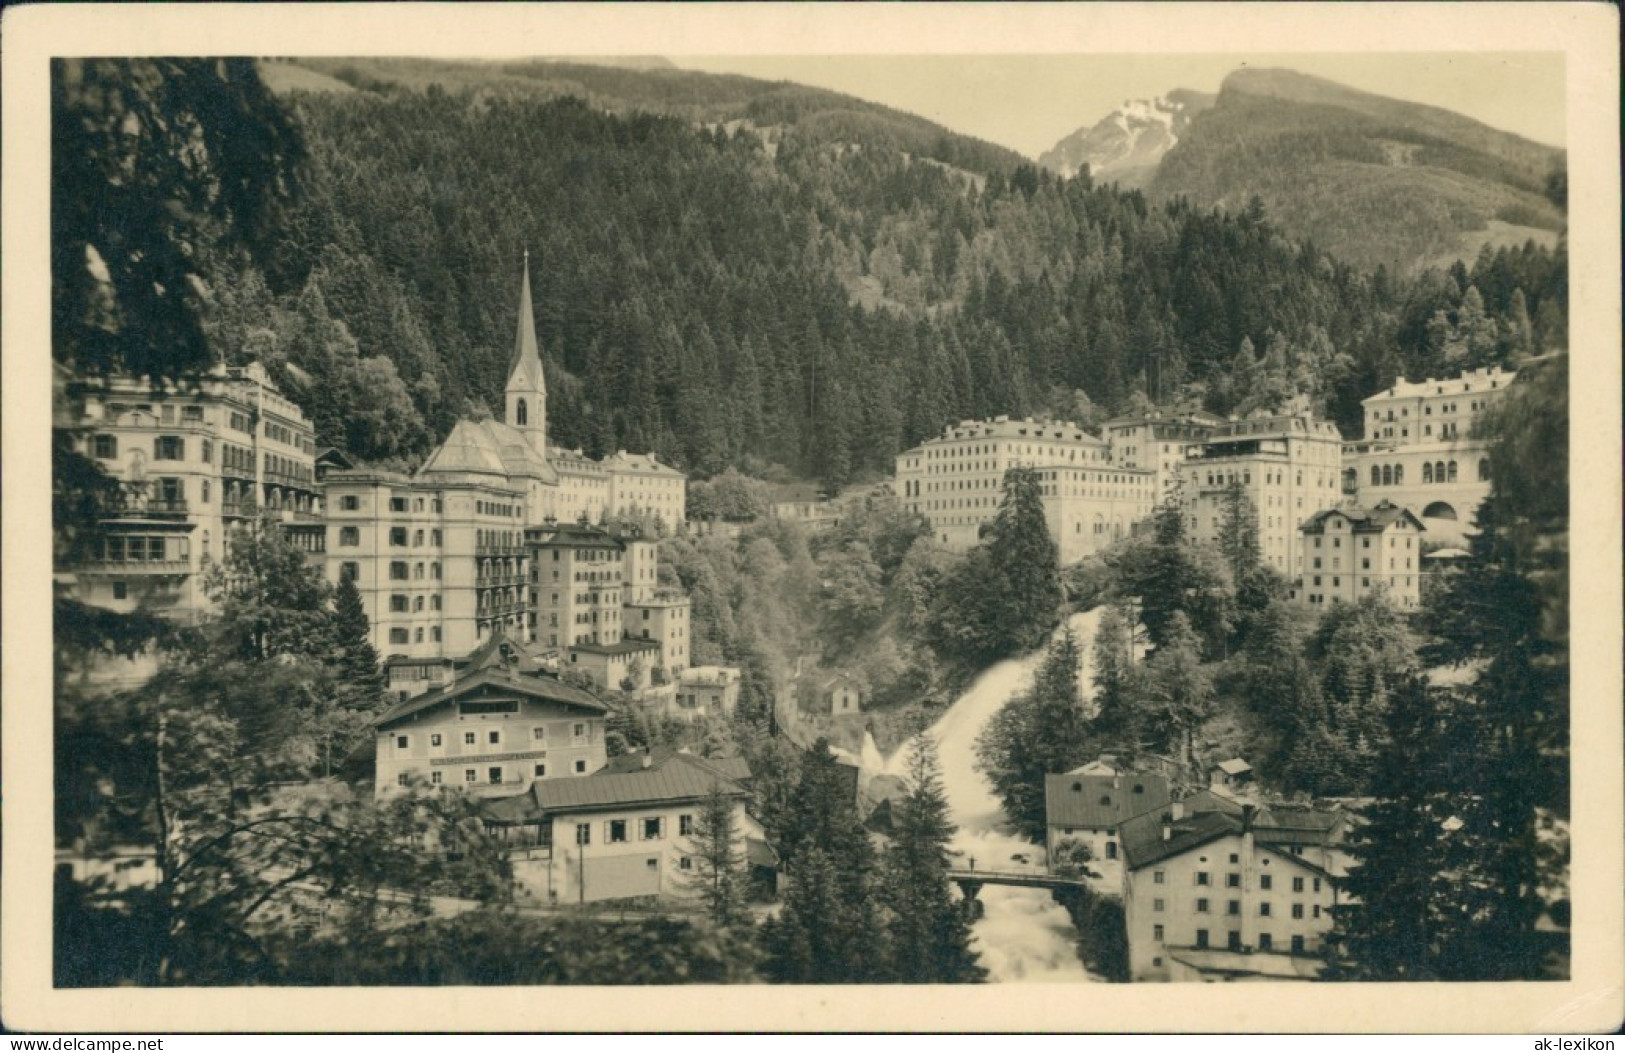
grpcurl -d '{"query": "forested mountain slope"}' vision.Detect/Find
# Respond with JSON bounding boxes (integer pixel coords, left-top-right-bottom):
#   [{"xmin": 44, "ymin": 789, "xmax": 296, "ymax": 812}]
[
  {"xmin": 1150, "ymin": 68, "xmax": 1566, "ymax": 274},
  {"xmin": 217, "ymin": 61, "xmax": 1564, "ymax": 486}
]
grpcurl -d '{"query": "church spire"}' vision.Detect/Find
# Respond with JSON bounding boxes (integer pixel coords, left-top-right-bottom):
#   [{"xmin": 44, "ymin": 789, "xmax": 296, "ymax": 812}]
[
  {"xmin": 509, "ymin": 250, "xmax": 544, "ymax": 387},
  {"xmin": 506, "ymin": 252, "xmax": 547, "ymax": 456}
]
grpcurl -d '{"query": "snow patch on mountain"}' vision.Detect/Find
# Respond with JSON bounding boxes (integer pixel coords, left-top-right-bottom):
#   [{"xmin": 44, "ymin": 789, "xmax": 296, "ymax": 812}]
[{"xmin": 1038, "ymin": 90, "xmax": 1214, "ymax": 186}]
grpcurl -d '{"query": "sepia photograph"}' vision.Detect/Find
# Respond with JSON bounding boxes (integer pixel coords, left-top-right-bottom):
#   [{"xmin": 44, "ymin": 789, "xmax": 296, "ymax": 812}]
[{"xmin": 4, "ymin": 1, "xmax": 1620, "ymax": 1036}]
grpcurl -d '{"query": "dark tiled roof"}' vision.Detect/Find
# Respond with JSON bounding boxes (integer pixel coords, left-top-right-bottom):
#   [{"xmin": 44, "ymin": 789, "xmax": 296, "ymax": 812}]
[
  {"xmin": 1120, "ymin": 809, "xmax": 1240, "ymax": 870},
  {"xmin": 1119, "ymin": 791, "xmax": 1346, "ymax": 871},
  {"xmin": 529, "ymin": 752, "xmax": 747, "ymax": 814},
  {"xmin": 570, "ymin": 638, "xmax": 660, "ymax": 657},
  {"xmin": 1301, "ymin": 501, "xmax": 1425, "ymax": 535},
  {"xmin": 1045, "ymin": 773, "xmax": 1171, "ymax": 830},
  {"xmin": 375, "ymin": 666, "xmax": 607, "ymax": 729},
  {"xmin": 528, "ymin": 523, "xmax": 622, "ymax": 549}
]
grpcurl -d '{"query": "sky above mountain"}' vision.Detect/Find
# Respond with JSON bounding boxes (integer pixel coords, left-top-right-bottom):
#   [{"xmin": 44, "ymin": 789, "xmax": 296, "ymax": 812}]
[{"xmin": 677, "ymin": 53, "xmax": 1565, "ymax": 159}]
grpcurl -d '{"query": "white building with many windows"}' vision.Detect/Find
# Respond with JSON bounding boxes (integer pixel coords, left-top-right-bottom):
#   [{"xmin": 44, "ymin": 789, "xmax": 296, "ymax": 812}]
[
  {"xmin": 64, "ymin": 361, "xmax": 321, "ymax": 620},
  {"xmin": 326, "ymin": 259, "xmax": 686, "ymax": 661},
  {"xmin": 1343, "ymin": 365, "xmax": 1515, "ymax": 532},
  {"xmin": 482, "ymin": 749, "xmax": 762, "ymax": 904},
  {"xmin": 1296, "ymin": 501, "xmax": 1426, "ymax": 609},
  {"xmin": 1119, "ymin": 791, "xmax": 1353, "ymax": 982},
  {"xmin": 1179, "ymin": 409, "xmax": 1344, "ymax": 577},
  {"xmin": 895, "ymin": 416, "xmax": 1156, "ymax": 564}
]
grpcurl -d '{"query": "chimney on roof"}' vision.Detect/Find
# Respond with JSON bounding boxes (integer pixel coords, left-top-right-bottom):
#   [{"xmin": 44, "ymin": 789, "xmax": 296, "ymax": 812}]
[
  {"xmin": 1161, "ymin": 814, "xmax": 1173, "ymax": 841},
  {"xmin": 1241, "ymin": 804, "xmax": 1256, "ymax": 832},
  {"xmin": 1171, "ymin": 801, "xmax": 1185, "ymax": 821},
  {"xmin": 641, "ymin": 754, "xmax": 653, "ymax": 770}
]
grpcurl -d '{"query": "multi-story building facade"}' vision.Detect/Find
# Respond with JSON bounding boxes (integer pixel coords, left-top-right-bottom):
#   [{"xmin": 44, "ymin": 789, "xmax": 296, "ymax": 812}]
[
  {"xmin": 325, "ymin": 465, "xmax": 529, "ymax": 660},
  {"xmin": 66, "ymin": 361, "xmax": 320, "ymax": 618},
  {"xmin": 527, "ymin": 522, "xmax": 691, "ymax": 687},
  {"xmin": 895, "ymin": 416, "xmax": 1156, "ymax": 564},
  {"xmin": 373, "ymin": 635, "xmax": 610, "ymax": 799},
  {"xmin": 1179, "ymin": 410, "xmax": 1344, "ymax": 577},
  {"xmin": 1103, "ymin": 412, "xmax": 1221, "ymax": 504},
  {"xmin": 1296, "ymin": 500, "xmax": 1426, "ymax": 609},
  {"xmin": 551, "ymin": 448, "xmax": 612, "ymax": 526},
  {"xmin": 602, "ymin": 450, "xmax": 687, "ymax": 532},
  {"xmin": 1120, "ymin": 791, "xmax": 1353, "ymax": 982},
  {"xmin": 1343, "ymin": 365, "xmax": 1514, "ymax": 529}
]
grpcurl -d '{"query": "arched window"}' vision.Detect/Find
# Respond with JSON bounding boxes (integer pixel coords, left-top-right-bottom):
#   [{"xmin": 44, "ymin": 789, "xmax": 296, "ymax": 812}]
[
  {"xmin": 1447, "ymin": 461, "xmax": 1458, "ymax": 482},
  {"xmin": 1434, "ymin": 461, "xmax": 1446, "ymax": 483},
  {"xmin": 1478, "ymin": 458, "xmax": 1490, "ymax": 481},
  {"xmin": 1370, "ymin": 465, "xmax": 1381, "ymax": 486},
  {"xmin": 1423, "ymin": 463, "xmax": 1433, "ymax": 484},
  {"xmin": 516, "ymin": 398, "xmax": 528, "ymax": 426},
  {"xmin": 1381, "ymin": 465, "xmax": 1393, "ymax": 487},
  {"xmin": 1394, "ymin": 464, "xmax": 1403, "ymax": 486}
]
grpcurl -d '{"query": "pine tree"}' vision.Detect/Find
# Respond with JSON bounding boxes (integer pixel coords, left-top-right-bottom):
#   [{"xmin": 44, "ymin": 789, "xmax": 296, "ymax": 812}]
[
  {"xmin": 987, "ymin": 466, "xmax": 1063, "ymax": 650},
  {"xmin": 759, "ymin": 742, "xmax": 891, "ymax": 982},
  {"xmin": 680, "ymin": 783, "xmax": 749, "ymax": 930},
  {"xmin": 1139, "ymin": 611, "xmax": 1213, "ymax": 781},
  {"xmin": 330, "ymin": 574, "xmax": 384, "ymax": 709},
  {"xmin": 1329, "ymin": 676, "xmax": 1466, "ymax": 980},
  {"xmin": 1090, "ymin": 601, "xmax": 1136, "ymax": 724},
  {"xmin": 202, "ymin": 514, "xmax": 335, "ymax": 663},
  {"xmin": 974, "ymin": 629, "xmax": 1095, "ymax": 841},
  {"xmin": 1215, "ymin": 479, "xmax": 1261, "ymax": 584},
  {"xmin": 883, "ymin": 732, "xmax": 985, "ymax": 982}
]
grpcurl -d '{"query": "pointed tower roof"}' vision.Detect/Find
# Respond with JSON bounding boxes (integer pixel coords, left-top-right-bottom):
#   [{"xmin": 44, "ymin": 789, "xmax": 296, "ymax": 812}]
[{"xmin": 508, "ymin": 253, "xmax": 545, "ymax": 391}]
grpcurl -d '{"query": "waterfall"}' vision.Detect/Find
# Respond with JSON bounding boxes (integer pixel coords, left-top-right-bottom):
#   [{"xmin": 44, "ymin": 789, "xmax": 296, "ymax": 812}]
[{"xmin": 864, "ymin": 608, "xmax": 1106, "ymax": 982}]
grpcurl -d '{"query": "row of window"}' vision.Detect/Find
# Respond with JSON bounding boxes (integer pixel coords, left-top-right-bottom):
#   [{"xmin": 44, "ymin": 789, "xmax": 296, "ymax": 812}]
[
  {"xmin": 1155, "ymin": 898, "xmax": 1321, "ymax": 919},
  {"xmin": 1151, "ymin": 928, "xmax": 1309, "ymax": 955},
  {"xmin": 94, "ymin": 535, "xmax": 189, "ymax": 563},
  {"xmin": 394, "ymin": 723, "xmax": 590, "ymax": 751},
  {"xmin": 388, "ymin": 594, "xmax": 445, "ymax": 612},
  {"xmin": 388, "ymin": 627, "xmax": 443, "ymax": 645},
  {"xmin": 1153, "ymin": 869, "xmax": 1323, "ymax": 893},
  {"xmin": 106, "ymin": 402, "xmax": 208, "ymax": 425},
  {"xmin": 575, "ymin": 813, "xmax": 696, "ymax": 846},
  {"xmin": 397, "ymin": 757, "xmax": 591, "ymax": 787}
]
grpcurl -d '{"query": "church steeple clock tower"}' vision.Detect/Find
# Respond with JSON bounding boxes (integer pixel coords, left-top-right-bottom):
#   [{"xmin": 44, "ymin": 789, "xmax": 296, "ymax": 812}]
[{"xmin": 505, "ymin": 252, "xmax": 547, "ymax": 460}]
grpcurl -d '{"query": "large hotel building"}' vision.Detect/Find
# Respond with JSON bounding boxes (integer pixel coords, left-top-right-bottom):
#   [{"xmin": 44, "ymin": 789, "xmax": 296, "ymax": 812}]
[
  {"xmin": 1341, "ymin": 365, "xmax": 1514, "ymax": 533},
  {"xmin": 63, "ymin": 361, "xmax": 322, "ymax": 619},
  {"xmin": 1179, "ymin": 410, "xmax": 1345, "ymax": 577},
  {"xmin": 894, "ymin": 416, "xmax": 1156, "ymax": 565},
  {"xmin": 1102, "ymin": 411, "xmax": 1223, "ymax": 501}
]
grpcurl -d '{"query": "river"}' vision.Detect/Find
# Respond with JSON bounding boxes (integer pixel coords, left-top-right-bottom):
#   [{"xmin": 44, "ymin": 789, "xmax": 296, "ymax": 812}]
[{"xmin": 862, "ymin": 608, "xmax": 1105, "ymax": 982}]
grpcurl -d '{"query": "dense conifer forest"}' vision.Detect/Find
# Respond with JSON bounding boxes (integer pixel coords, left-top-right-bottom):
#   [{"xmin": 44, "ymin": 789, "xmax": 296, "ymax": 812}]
[{"xmin": 198, "ymin": 61, "xmax": 1568, "ymax": 487}]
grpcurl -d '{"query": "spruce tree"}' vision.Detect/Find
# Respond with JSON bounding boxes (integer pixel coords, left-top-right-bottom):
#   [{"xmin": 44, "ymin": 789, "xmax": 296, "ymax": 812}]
[
  {"xmin": 330, "ymin": 574, "xmax": 384, "ymax": 709},
  {"xmin": 1090, "ymin": 602, "xmax": 1135, "ymax": 724},
  {"xmin": 974, "ymin": 628, "xmax": 1094, "ymax": 841},
  {"xmin": 883, "ymin": 733, "xmax": 986, "ymax": 982},
  {"xmin": 984, "ymin": 466, "xmax": 1063, "ymax": 656},
  {"xmin": 760, "ymin": 741, "xmax": 889, "ymax": 982}
]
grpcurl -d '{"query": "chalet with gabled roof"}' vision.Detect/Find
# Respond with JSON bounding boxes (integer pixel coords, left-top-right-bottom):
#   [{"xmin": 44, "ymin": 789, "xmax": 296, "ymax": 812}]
[{"xmin": 373, "ymin": 630, "xmax": 609, "ymax": 798}]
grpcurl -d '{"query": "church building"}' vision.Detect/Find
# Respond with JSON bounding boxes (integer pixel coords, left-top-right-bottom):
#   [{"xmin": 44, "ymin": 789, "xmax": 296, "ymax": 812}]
[{"xmin": 324, "ymin": 258, "xmax": 687, "ymax": 660}]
